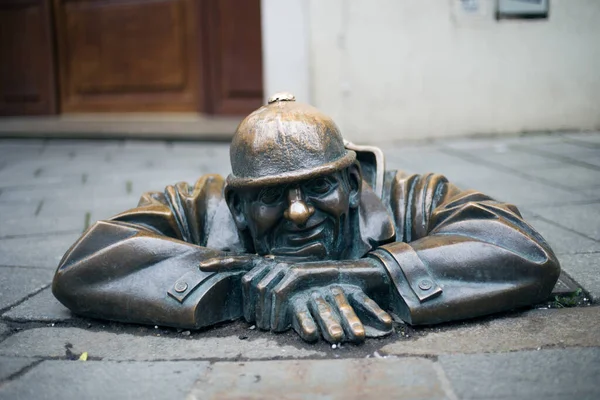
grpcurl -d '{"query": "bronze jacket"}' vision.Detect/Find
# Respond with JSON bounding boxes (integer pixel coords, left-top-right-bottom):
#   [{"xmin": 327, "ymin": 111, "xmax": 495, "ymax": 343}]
[{"xmin": 53, "ymin": 171, "xmax": 560, "ymax": 329}]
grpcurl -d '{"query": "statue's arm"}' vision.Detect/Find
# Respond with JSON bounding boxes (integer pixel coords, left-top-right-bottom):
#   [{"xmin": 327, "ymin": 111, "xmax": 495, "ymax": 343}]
[
  {"xmin": 373, "ymin": 172, "xmax": 561, "ymax": 325},
  {"xmin": 52, "ymin": 176, "xmax": 249, "ymax": 329}
]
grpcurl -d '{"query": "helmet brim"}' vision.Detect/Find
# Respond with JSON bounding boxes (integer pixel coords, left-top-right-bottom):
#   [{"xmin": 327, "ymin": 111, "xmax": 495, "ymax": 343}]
[{"xmin": 225, "ymin": 151, "xmax": 356, "ymax": 189}]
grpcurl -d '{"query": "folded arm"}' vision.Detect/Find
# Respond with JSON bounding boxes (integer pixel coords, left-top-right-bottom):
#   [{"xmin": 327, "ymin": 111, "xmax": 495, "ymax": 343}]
[
  {"xmin": 373, "ymin": 172, "xmax": 560, "ymax": 325},
  {"xmin": 53, "ymin": 175, "xmax": 250, "ymax": 328}
]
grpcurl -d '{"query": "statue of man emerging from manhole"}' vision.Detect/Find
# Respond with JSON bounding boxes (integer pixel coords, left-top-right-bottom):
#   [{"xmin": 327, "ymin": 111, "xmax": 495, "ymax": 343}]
[{"xmin": 53, "ymin": 93, "xmax": 560, "ymax": 343}]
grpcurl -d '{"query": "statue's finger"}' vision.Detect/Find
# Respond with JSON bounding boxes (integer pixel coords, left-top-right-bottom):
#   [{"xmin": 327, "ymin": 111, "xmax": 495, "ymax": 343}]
[
  {"xmin": 255, "ymin": 266, "xmax": 286, "ymax": 330},
  {"xmin": 309, "ymin": 291, "xmax": 344, "ymax": 343},
  {"xmin": 198, "ymin": 255, "xmax": 256, "ymax": 272},
  {"xmin": 270, "ymin": 269, "xmax": 301, "ymax": 332},
  {"xmin": 349, "ymin": 291, "xmax": 393, "ymax": 331},
  {"xmin": 291, "ymin": 299, "xmax": 319, "ymax": 342},
  {"xmin": 330, "ymin": 286, "xmax": 365, "ymax": 343},
  {"xmin": 241, "ymin": 264, "xmax": 270, "ymax": 323}
]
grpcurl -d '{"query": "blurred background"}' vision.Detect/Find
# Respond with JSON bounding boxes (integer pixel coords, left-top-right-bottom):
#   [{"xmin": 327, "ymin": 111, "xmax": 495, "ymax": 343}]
[{"xmin": 1, "ymin": 0, "xmax": 599, "ymax": 142}]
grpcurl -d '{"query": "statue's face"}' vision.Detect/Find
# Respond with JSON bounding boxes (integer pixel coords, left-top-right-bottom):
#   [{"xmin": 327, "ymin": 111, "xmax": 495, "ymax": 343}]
[{"xmin": 232, "ymin": 169, "xmax": 359, "ymax": 260}]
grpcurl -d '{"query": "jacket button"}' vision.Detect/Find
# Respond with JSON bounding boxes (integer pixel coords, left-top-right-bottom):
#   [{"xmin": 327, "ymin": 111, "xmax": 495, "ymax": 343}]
[
  {"xmin": 418, "ymin": 279, "xmax": 433, "ymax": 291},
  {"xmin": 174, "ymin": 281, "xmax": 188, "ymax": 293}
]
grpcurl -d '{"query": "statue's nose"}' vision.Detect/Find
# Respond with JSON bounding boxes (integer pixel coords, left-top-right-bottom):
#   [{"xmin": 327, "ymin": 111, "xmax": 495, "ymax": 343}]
[{"xmin": 283, "ymin": 188, "xmax": 315, "ymax": 226}]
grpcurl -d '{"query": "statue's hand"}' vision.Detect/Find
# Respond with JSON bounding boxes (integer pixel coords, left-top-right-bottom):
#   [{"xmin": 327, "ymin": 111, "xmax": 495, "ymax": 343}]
[
  {"xmin": 287, "ymin": 284, "xmax": 392, "ymax": 343},
  {"xmin": 200, "ymin": 256, "xmax": 392, "ymax": 343},
  {"xmin": 241, "ymin": 259, "xmax": 392, "ymax": 343},
  {"xmin": 198, "ymin": 254, "xmax": 262, "ymax": 272}
]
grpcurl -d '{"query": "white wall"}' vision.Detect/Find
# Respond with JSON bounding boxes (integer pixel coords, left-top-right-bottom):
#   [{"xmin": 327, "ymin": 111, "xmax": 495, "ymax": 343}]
[
  {"xmin": 261, "ymin": 0, "xmax": 311, "ymax": 104},
  {"xmin": 270, "ymin": 0, "xmax": 600, "ymax": 142}
]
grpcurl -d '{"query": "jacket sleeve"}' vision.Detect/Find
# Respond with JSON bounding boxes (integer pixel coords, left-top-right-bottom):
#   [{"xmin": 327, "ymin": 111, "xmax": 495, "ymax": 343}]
[
  {"xmin": 370, "ymin": 171, "xmax": 560, "ymax": 325},
  {"xmin": 52, "ymin": 175, "xmax": 247, "ymax": 329}
]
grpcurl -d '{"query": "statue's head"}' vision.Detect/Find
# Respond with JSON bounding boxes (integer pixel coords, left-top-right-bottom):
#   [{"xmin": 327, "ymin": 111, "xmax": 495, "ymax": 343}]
[{"xmin": 225, "ymin": 93, "xmax": 361, "ymax": 260}]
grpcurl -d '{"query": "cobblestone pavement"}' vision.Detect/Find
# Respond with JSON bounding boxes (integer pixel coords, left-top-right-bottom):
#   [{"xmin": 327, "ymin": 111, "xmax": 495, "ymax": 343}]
[{"xmin": 0, "ymin": 133, "xmax": 599, "ymax": 399}]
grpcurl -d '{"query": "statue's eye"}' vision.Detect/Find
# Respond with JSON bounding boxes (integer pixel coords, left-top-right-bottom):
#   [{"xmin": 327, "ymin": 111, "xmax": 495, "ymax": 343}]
[
  {"xmin": 305, "ymin": 177, "xmax": 333, "ymax": 195},
  {"xmin": 259, "ymin": 187, "xmax": 284, "ymax": 205}
]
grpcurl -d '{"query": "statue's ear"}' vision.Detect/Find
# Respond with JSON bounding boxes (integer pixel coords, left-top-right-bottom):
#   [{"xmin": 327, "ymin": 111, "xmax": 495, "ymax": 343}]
[
  {"xmin": 225, "ymin": 186, "xmax": 247, "ymax": 230},
  {"xmin": 347, "ymin": 162, "xmax": 362, "ymax": 208}
]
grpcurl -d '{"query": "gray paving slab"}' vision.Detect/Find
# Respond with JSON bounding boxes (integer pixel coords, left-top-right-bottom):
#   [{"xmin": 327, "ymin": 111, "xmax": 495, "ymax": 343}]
[
  {"xmin": 0, "ymin": 356, "xmax": 38, "ymax": 382},
  {"xmin": 0, "ymin": 211, "xmax": 86, "ymax": 238},
  {"xmin": 455, "ymin": 171, "xmax": 588, "ymax": 206},
  {"xmin": 381, "ymin": 307, "xmax": 600, "ymax": 356},
  {"xmin": 438, "ymin": 134, "xmax": 565, "ymax": 150},
  {"xmin": 0, "ymin": 328, "xmax": 324, "ymax": 361},
  {"xmin": 39, "ymin": 196, "xmax": 138, "ymax": 226},
  {"xmin": 0, "ymin": 267, "xmax": 54, "ymax": 310},
  {"xmin": 3, "ymin": 288, "xmax": 73, "ymax": 322},
  {"xmin": 563, "ymin": 132, "xmax": 600, "ymax": 145},
  {"xmin": 443, "ymin": 143, "xmax": 565, "ymax": 168},
  {"xmin": 390, "ymin": 147, "xmax": 590, "ymax": 206},
  {"xmin": 189, "ymin": 358, "xmax": 451, "ymax": 400},
  {"xmin": 528, "ymin": 202, "xmax": 600, "ymax": 240},
  {"xmin": 0, "ymin": 323, "xmax": 8, "ymax": 337},
  {"xmin": 0, "ymin": 183, "xmax": 139, "ymax": 203},
  {"xmin": 524, "ymin": 164, "xmax": 600, "ymax": 190},
  {"xmin": 527, "ymin": 218, "xmax": 600, "ymax": 255},
  {"xmin": 515, "ymin": 142, "xmax": 600, "ymax": 168},
  {"xmin": 555, "ymin": 253, "xmax": 600, "ymax": 301},
  {"xmin": 0, "ymin": 360, "xmax": 208, "ymax": 400},
  {"xmin": 439, "ymin": 347, "xmax": 600, "ymax": 400},
  {"xmin": 584, "ymin": 186, "xmax": 600, "ymax": 199},
  {"xmin": 385, "ymin": 146, "xmax": 484, "ymax": 182},
  {"xmin": 0, "ymin": 231, "xmax": 80, "ymax": 268}
]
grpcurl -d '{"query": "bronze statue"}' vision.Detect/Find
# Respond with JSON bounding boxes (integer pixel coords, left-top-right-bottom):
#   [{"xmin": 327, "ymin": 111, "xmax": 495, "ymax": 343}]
[{"xmin": 53, "ymin": 93, "xmax": 561, "ymax": 343}]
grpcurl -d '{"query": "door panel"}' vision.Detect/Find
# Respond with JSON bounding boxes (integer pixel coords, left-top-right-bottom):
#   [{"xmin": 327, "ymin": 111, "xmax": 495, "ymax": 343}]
[
  {"xmin": 205, "ymin": 0, "xmax": 263, "ymax": 115},
  {"xmin": 54, "ymin": 0, "xmax": 203, "ymax": 112},
  {"xmin": 0, "ymin": 0, "xmax": 57, "ymax": 115}
]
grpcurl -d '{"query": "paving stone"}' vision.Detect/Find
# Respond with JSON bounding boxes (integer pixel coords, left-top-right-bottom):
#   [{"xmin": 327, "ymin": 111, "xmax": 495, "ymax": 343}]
[
  {"xmin": 563, "ymin": 132, "xmax": 600, "ymax": 145},
  {"xmin": 529, "ymin": 202, "xmax": 600, "ymax": 241},
  {"xmin": 525, "ymin": 164, "xmax": 600, "ymax": 190},
  {"xmin": 0, "ymin": 356, "xmax": 38, "ymax": 382},
  {"xmin": 439, "ymin": 134, "xmax": 565, "ymax": 150},
  {"xmin": 3, "ymin": 288, "xmax": 73, "ymax": 322},
  {"xmin": 388, "ymin": 147, "xmax": 589, "ymax": 206},
  {"xmin": 439, "ymin": 347, "xmax": 600, "ymax": 400},
  {"xmin": 584, "ymin": 187, "xmax": 600, "ymax": 199},
  {"xmin": 381, "ymin": 307, "xmax": 600, "ymax": 356},
  {"xmin": 385, "ymin": 146, "xmax": 483, "ymax": 182},
  {"xmin": 446, "ymin": 144, "xmax": 564, "ymax": 168},
  {"xmin": 527, "ymin": 218, "xmax": 600, "ymax": 255},
  {"xmin": 0, "ymin": 323, "xmax": 8, "ymax": 337},
  {"xmin": 0, "ymin": 211, "xmax": 86, "ymax": 238},
  {"xmin": 0, "ymin": 232, "xmax": 80, "ymax": 268},
  {"xmin": 555, "ymin": 253, "xmax": 600, "ymax": 301},
  {"xmin": 0, "ymin": 328, "xmax": 324, "ymax": 361},
  {"xmin": 516, "ymin": 142, "xmax": 600, "ymax": 168},
  {"xmin": 456, "ymin": 172, "xmax": 588, "ymax": 207},
  {"xmin": 189, "ymin": 358, "xmax": 450, "ymax": 400},
  {"xmin": 0, "ymin": 360, "xmax": 208, "ymax": 400},
  {"xmin": 0, "ymin": 267, "xmax": 54, "ymax": 310}
]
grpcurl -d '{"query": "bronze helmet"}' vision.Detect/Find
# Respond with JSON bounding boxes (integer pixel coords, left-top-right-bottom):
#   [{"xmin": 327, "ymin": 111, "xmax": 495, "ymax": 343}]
[{"xmin": 226, "ymin": 93, "xmax": 356, "ymax": 188}]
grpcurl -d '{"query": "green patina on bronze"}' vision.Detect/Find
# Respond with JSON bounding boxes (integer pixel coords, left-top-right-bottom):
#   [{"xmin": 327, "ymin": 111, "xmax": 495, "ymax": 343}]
[{"xmin": 53, "ymin": 93, "xmax": 561, "ymax": 343}]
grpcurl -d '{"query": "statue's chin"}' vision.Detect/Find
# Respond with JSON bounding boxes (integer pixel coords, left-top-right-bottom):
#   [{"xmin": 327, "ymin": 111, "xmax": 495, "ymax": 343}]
[{"xmin": 270, "ymin": 242, "xmax": 328, "ymax": 261}]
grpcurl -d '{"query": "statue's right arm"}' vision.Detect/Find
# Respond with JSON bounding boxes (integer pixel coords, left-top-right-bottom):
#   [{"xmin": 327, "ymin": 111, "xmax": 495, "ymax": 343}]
[{"xmin": 52, "ymin": 175, "xmax": 249, "ymax": 329}]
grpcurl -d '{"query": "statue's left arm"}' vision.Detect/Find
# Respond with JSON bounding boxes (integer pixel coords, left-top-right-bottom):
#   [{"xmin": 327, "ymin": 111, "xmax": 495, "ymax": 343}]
[{"xmin": 370, "ymin": 172, "xmax": 561, "ymax": 325}]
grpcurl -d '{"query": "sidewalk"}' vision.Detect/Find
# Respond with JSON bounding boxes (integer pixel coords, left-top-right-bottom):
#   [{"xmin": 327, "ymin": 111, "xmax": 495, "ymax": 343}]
[{"xmin": 0, "ymin": 133, "xmax": 599, "ymax": 399}]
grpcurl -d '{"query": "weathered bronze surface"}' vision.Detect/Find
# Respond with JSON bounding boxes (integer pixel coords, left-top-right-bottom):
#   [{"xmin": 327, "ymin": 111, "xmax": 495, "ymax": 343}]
[{"xmin": 53, "ymin": 93, "xmax": 561, "ymax": 343}]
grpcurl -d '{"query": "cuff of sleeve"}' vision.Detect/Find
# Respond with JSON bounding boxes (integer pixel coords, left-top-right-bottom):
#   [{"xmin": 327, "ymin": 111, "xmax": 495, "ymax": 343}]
[{"xmin": 369, "ymin": 242, "xmax": 443, "ymax": 324}]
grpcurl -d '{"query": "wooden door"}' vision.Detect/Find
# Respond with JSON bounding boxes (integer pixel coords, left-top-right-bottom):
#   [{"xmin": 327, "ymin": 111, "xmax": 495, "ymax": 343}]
[
  {"xmin": 53, "ymin": 0, "xmax": 204, "ymax": 112},
  {"xmin": 0, "ymin": 0, "xmax": 57, "ymax": 115},
  {"xmin": 204, "ymin": 0, "xmax": 263, "ymax": 114}
]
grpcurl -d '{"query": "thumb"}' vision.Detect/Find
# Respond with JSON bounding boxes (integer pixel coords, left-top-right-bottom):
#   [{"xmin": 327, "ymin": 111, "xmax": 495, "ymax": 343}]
[{"xmin": 199, "ymin": 255, "xmax": 257, "ymax": 272}]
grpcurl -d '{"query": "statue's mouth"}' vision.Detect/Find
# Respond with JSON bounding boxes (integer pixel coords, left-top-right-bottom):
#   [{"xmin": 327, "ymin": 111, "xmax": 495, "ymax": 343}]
[
  {"xmin": 269, "ymin": 242, "xmax": 327, "ymax": 260},
  {"xmin": 270, "ymin": 218, "xmax": 328, "ymax": 259}
]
